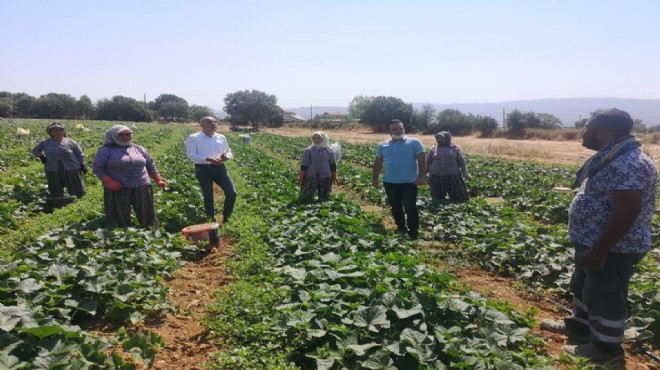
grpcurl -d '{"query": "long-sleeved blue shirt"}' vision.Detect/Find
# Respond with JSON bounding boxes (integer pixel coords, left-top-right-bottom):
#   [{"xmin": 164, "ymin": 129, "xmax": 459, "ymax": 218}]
[
  {"xmin": 31, "ymin": 138, "xmax": 84, "ymax": 172},
  {"xmin": 93, "ymin": 144, "xmax": 158, "ymax": 188}
]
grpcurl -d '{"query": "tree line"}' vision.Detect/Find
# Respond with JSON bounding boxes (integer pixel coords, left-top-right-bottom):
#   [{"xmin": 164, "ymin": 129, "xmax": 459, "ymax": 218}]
[
  {"xmin": 3, "ymin": 90, "xmax": 651, "ymax": 135},
  {"xmin": 348, "ymin": 95, "xmax": 570, "ymax": 137},
  {"xmin": 0, "ymin": 92, "xmax": 215, "ymax": 123}
]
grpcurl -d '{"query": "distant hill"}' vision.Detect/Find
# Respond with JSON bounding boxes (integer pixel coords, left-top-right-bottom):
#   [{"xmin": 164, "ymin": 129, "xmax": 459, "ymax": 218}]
[
  {"xmin": 415, "ymin": 98, "xmax": 660, "ymax": 127},
  {"xmin": 282, "ymin": 106, "xmax": 349, "ymax": 120}
]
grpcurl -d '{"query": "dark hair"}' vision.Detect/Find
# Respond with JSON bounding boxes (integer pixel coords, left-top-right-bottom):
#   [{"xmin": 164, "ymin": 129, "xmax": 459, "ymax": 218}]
[
  {"xmin": 389, "ymin": 119, "xmax": 403, "ymax": 126},
  {"xmin": 589, "ymin": 108, "xmax": 633, "ymax": 136}
]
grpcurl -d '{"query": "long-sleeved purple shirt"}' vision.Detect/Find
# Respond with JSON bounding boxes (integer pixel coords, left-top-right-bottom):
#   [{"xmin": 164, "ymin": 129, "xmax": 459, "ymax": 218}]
[
  {"xmin": 31, "ymin": 138, "xmax": 84, "ymax": 172},
  {"xmin": 300, "ymin": 146, "xmax": 336, "ymax": 178},
  {"xmin": 93, "ymin": 144, "xmax": 158, "ymax": 188}
]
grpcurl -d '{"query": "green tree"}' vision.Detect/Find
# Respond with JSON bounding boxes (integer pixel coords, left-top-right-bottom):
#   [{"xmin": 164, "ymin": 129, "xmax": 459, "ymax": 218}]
[
  {"xmin": 535, "ymin": 113, "xmax": 562, "ymax": 129},
  {"xmin": 149, "ymin": 94, "xmax": 189, "ymax": 121},
  {"xmin": 348, "ymin": 95, "xmax": 374, "ymax": 121},
  {"xmin": 471, "ymin": 114, "xmax": 499, "ymax": 137},
  {"xmin": 413, "ymin": 104, "xmax": 436, "ymax": 133},
  {"xmin": 574, "ymin": 118, "xmax": 588, "ymax": 129},
  {"xmin": 75, "ymin": 95, "xmax": 94, "ymax": 119},
  {"xmin": 632, "ymin": 118, "xmax": 647, "ymax": 133},
  {"xmin": 431, "ymin": 109, "xmax": 472, "ymax": 135},
  {"xmin": 189, "ymin": 105, "xmax": 215, "ymax": 122},
  {"xmin": 505, "ymin": 109, "xmax": 538, "ymax": 137},
  {"xmin": 223, "ymin": 90, "xmax": 281, "ymax": 130},
  {"xmin": 359, "ymin": 96, "xmax": 413, "ymax": 132},
  {"xmin": 96, "ymin": 96, "xmax": 151, "ymax": 122},
  {"xmin": 14, "ymin": 95, "xmax": 37, "ymax": 118},
  {"xmin": 0, "ymin": 97, "xmax": 13, "ymax": 117},
  {"xmin": 159, "ymin": 101, "xmax": 189, "ymax": 122},
  {"xmin": 33, "ymin": 93, "xmax": 77, "ymax": 119}
]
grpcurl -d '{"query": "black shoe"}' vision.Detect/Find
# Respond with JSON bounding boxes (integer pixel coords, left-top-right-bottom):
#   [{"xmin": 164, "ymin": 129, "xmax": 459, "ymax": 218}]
[{"xmin": 408, "ymin": 231, "xmax": 419, "ymax": 240}]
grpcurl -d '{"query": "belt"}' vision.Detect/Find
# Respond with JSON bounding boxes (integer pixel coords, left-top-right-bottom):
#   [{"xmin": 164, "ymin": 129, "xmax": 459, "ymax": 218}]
[{"xmin": 195, "ymin": 163, "xmax": 224, "ymax": 167}]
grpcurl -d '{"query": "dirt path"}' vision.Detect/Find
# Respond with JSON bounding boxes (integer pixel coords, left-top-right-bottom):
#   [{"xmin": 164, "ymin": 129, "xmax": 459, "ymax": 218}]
[{"xmin": 149, "ymin": 243, "xmax": 231, "ymax": 370}]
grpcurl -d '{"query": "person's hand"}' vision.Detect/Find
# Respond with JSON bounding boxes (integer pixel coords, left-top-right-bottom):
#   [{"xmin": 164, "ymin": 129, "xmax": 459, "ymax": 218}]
[
  {"xmin": 332, "ymin": 172, "xmax": 339, "ymax": 185},
  {"xmin": 580, "ymin": 248, "xmax": 608, "ymax": 270},
  {"xmin": 152, "ymin": 173, "xmax": 167, "ymax": 189},
  {"xmin": 102, "ymin": 176, "xmax": 122, "ymax": 191},
  {"xmin": 207, "ymin": 157, "xmax": 223, "ymax": 165},
  {"xmin": 465, "ymin": 173, "xmax": 472, "ymax": 181},
  {"xmin": 415, "ymin": 175, "xmax": 426, "ymax": 186},
  {"xmin": 80, "ymin": 163, "xmax": 89, "ymax": 174},
  {"xmin": 296, "ymin": 172, "xmax": 305, "ymax": 185},
  {"xmin": 39, "ymin": 155, "xmax": 47, "ymax": 164}
]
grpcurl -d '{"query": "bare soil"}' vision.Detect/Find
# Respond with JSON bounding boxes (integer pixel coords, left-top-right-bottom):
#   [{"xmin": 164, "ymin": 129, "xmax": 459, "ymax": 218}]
[{"xmin": 149, "ymin": 242, "xmax": 231, "ymax": 370}]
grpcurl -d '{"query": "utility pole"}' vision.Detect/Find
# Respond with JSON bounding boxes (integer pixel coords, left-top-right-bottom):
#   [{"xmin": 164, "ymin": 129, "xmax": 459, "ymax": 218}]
[{"xmin": 502, "ymin": 107, "xmax": 505, "ymax": 128}]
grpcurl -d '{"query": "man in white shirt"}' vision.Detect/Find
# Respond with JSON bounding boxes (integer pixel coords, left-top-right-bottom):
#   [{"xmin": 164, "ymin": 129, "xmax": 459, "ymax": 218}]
[{"xmin": 184, "ymin": 116, "xmax": 237, "ymax": 223}]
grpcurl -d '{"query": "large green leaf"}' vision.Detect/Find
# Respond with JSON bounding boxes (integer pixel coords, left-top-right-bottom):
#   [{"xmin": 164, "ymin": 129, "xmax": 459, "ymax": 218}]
[{"xmin": 353, "ymin": 306, "xmax": 390, "ymax": 332}]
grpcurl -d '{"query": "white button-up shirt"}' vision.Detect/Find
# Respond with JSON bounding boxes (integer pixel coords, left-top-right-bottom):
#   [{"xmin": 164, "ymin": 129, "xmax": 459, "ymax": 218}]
[{"xmin": 184, "ymin": 131, "xmax": 234, "ymax": 164}]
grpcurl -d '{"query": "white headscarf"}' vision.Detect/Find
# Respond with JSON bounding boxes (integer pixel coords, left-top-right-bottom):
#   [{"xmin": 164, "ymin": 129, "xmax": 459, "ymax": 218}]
[
  {"xmin": 312, "ymin": 131, "xmax": 330, "ymax": 148},
  {"xmin": 104, "ymin": 125, "xmax": 132, "ymax": 146}
]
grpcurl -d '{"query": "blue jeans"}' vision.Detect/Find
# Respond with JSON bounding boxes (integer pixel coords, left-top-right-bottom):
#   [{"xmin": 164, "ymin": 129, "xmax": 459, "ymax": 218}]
[
  {"xmin": 383, "ymin": 182, "xmax": 419, "ymax": 235},
  {"xmin": 194, "ymin": 164, "xmax": 237, "ymax": 221},
  {"xmin": 567, "ymin": 244, "xmax": 646, "ymax": 354}
]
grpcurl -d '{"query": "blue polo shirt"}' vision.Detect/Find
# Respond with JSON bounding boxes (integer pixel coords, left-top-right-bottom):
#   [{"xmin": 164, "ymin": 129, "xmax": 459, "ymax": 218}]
[{"xmin": 376, "ymin": 137, "xmax": 425, "ymax": 184}]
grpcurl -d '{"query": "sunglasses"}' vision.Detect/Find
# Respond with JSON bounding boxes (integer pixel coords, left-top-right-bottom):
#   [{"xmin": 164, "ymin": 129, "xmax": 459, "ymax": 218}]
[{"xmin": 117, "ymin": 132, "xmax": 133, "ymax": 137}]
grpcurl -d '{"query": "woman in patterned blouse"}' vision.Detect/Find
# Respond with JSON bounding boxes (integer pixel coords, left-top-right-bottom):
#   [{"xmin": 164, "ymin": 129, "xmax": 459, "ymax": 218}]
[
  {"xmin": 296, "ymin": 132, "xmax": 339, "ymax": 202},
  {"xmin": 426, "ymin": 131, "xmax": 471, "ymax": 203}
]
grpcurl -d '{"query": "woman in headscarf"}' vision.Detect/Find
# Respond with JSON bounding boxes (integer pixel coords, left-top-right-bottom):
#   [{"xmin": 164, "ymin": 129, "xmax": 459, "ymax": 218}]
[
  {"xmin": 31, "ymin": 122, "xmax": 87, "ymax": 198},
  {"xmin": 296, "ymin": 131, "xmax": 339, "ymax": 202},
  {"xmin": 93, "ymin": 125, "xmax": 167, "ymax": 228},
  {"xmin": 426, "ymin": 131, "xmax": 471, "ymax": 203}
]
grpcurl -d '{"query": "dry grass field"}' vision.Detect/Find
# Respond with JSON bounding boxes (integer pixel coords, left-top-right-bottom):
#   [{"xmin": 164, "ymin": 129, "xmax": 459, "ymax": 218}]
[{"xmin": 260, "ymin": 126, "xmax": 660, "ymax": 167}]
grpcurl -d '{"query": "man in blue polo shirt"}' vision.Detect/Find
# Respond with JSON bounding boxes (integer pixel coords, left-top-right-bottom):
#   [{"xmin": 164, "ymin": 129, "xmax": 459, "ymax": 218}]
[{"xmin": 372, "ymin": 119, "xmax": 426, "ymax": 239}]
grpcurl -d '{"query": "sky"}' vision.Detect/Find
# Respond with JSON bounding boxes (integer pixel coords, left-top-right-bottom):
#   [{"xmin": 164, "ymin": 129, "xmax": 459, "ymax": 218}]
[{"xmin": 1, "ymin": 0, "xmax": 659, "ymax": 110}]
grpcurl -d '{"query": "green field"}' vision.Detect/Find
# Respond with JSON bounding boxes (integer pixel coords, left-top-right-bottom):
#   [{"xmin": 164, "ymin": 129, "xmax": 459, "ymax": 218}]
[{"xmin": 1, "ymin": 119, "xmax": 658, "ymax": 369}]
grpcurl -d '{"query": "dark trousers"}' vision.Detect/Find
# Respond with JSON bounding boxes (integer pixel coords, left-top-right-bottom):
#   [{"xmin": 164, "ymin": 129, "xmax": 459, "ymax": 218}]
[
  {"xmin": 194, "ymin": 164, "xmax": 237, "ymax": 221},
  {"xmin": 103, "ymin": 185, "xmax": 157, "ymax": 228},
  {"xmin": 299, "ymin": 175, "xmax": 332, "ymax": 202},
  {"xmin": 383, "ymin": 182, "xmax": 419, "ymax": 235},
  {"xmin": 46, "ymin": 170, "xmax": 85, "ymax": 198},
  {"xmin": 567, "ymin": 245, "xmax": 646, "ymax": 354},
  {"xmin": 429, "ymin": 174, "xmax": 468, "ymax": 202}
]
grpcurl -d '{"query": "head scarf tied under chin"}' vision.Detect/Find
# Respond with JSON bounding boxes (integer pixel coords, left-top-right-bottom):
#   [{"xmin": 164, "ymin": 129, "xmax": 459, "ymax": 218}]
[
  {"xmin": 435, "ymin": 131, "xmax": 452, "ymax": 146},
  {"xmin": 104, "ymin": 125, "xmax": 132, "ymax": 146},
  {"xmin": 312, "ymin": 131, "xmax": 330, "ymax": 148}
]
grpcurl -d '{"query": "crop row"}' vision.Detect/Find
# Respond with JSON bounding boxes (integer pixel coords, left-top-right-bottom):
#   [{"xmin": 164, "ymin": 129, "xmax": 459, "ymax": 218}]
[
  {"xmin": 248, "ymin": 132, "xmax": 660, "ymax": 347},
  {"xmin": 206, "ymin": 136, "xmax": 554, "ymax": 368},
  {"xmin": 0, "ymin": 119, "xmax": 178, "ymax": 232},
  {"xmin": 0, "ymin": 123, "xmax": 213, "ymax": 368}
]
